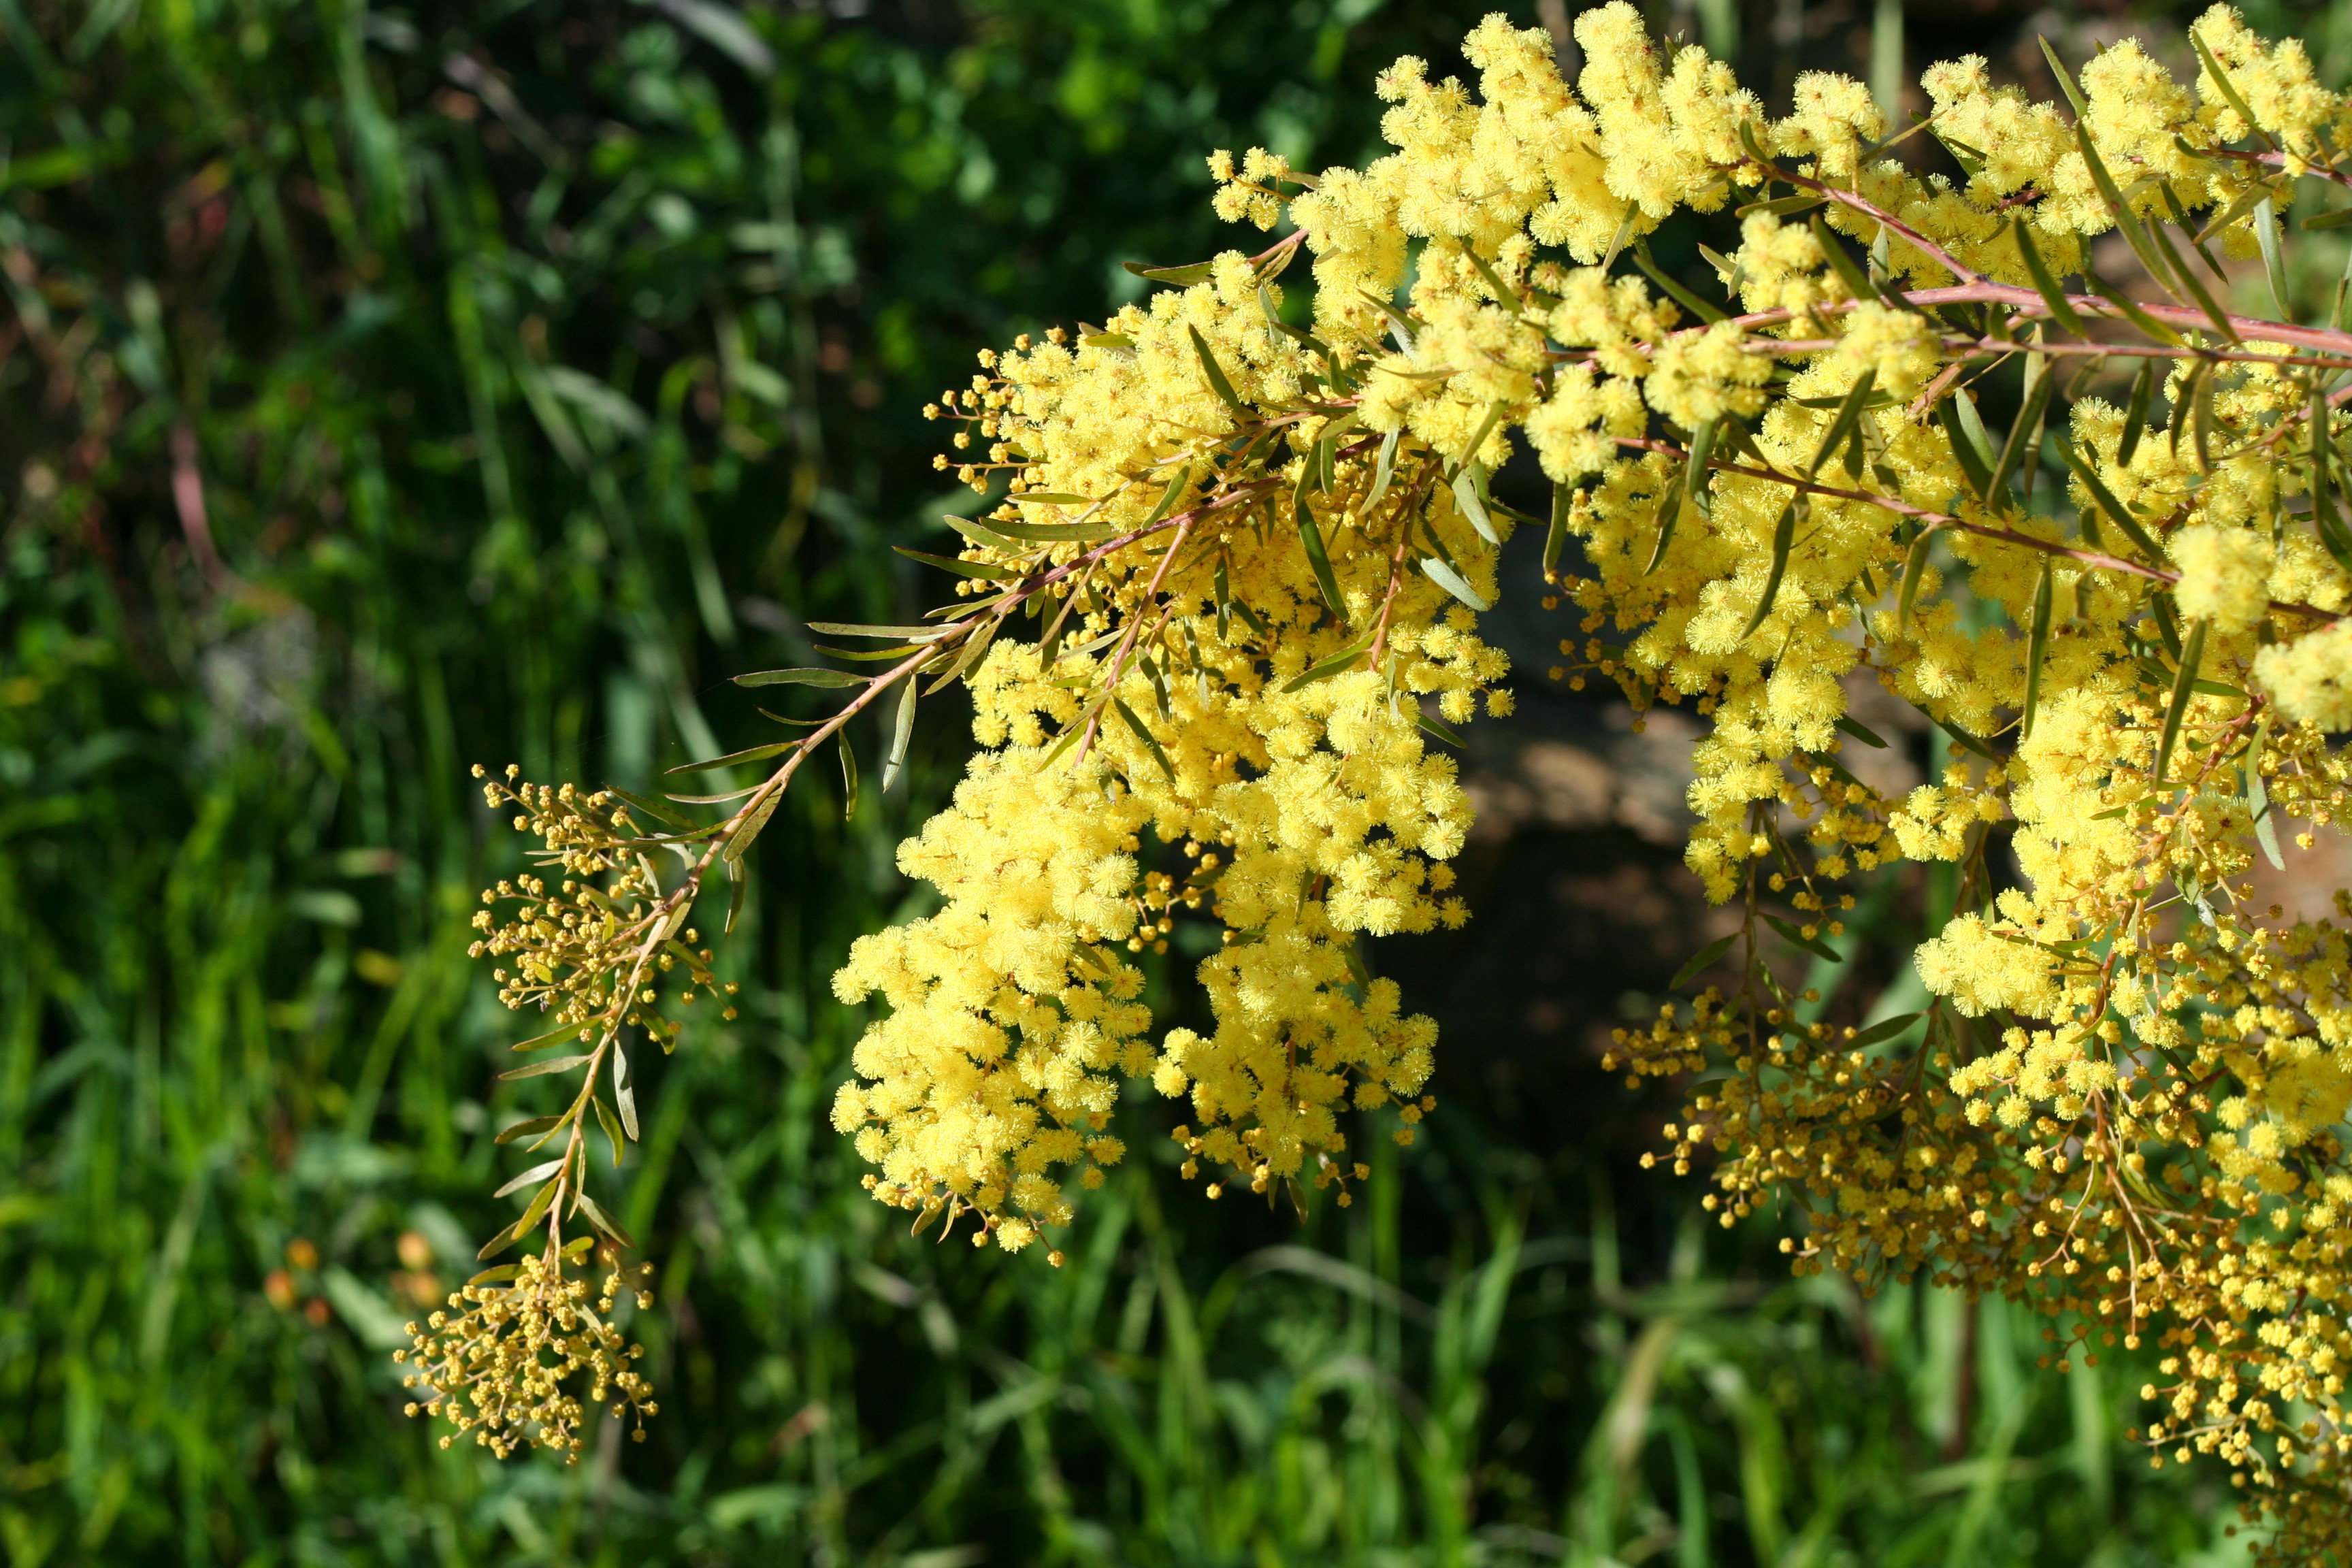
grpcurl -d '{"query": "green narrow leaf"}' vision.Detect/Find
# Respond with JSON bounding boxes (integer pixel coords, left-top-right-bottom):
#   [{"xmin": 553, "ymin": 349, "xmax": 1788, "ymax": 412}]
[
  {"xmin": 468, "ymin": 1264, "xmax": 522, "ymax": 1288},
  {"xmin": 2013, "ymin": 218, "xmax": 2086, "ymax": 334},
  {"xmin": 1763, "ymin": 913, "xmax": 1842, "ymax": 963},
  {"xmin": 2076, "ymin": 128, "xmax": 2175, "ymax": 295},
  {"xmin": 1602, "ymin": 210, "xmax": 1636, "ymax": 270},
  {"xmin": 1643, "ymin": 472, "xmax": 1686, "ymax": 576},
  {"xmin": 1544, "ymin": 480, "xmax": 1572, "ymax": 580},
  {"xmin": 986, "ymin": 519, "xmax": 1123, "ymax": 543},
  {"xmin": 724, "ymin": 855, "xmax": 747, "ymax": 936},
  {"xmin": 883, "ymin": 675, "xmax": 918, "ymax": 793},
  {"xmin": 1414, "ymin": 709, "xmax": 1467, "ymax": 749},
  {"xmin": 2143, "ymin": 218, "xmax": 2238, "ymax": 342},
  {"xmin": 2195, "ymin": 178, "xmax": 2277, "ymax": 244},
  {"xmin": 1938, "ymin": 396, "xmax": 1996, "ymax": 502},
  {"xmin": 1685, "ymin": 416, "xmax": 1722, "ymax": 517},
  {"xmin": 724, "ymin": 783, "xmax": 783, "ymax": 866},
  {"xmin": 2038, "ymin": 36, "xmax": 2090, "ymax": 118},
  {"xmin": 1297, "ymin": 498, "xmax": 1349, "ymax": 621},
  {"xmin": 1141, "ymin": 463, "xmax": 1196, "ymax": 529},
  {"xmin": 1188, "ymin": 324, "xmax": 1246, "ymax": 413},
  {"xmin": 1808, "ymin": 372, "xmax": 1876, "ymax": 478},
  {"xmin": 2155, "ymin": 617, "xmax": 2209, "ymax": 787},
  {"xmin": 2080, "ymin": 271, "xmax": 2185, "ymax": 346},
  {"xmin": 498, "ymin": 1053, "xmax": 593, "ymax": 1081},
  {"xmin": 2117, "ymin": 357, "xmax": 2155, "ymax": 466},
  {"xmin": 2022, "ymin": 557, "xmax": 2055, "ymax": 740},
  {"xmin": 1632, "ymin": 238, "xmax": 1725, "ymax": 323},
  {"xmin": 732, "ymin": 666, "xmax": 865, "ymax": 689},
  {"xmin": 495, "ymin": 1156, "xmax": 568, "ymax": 1200},
  {"xmin": 1455, "ymin": 400, "xmax": 1510, "ymax": 472},
  {"xmin": 1124, "ymin": 259, "xmax": 1214, "ymax": 284},
  {"xmin": 1463, "ymin": 246, "xmax": 1521, "ymax": 312},
  {"xmin": 2189, "ymin": 25, "xmax": 2264, "ymax": 138},
  {"xmin": 1810, "ymin": 213, "xmax": 1876, "ymax": 305},
  {"xmin": 1928, "ymin": 709, "xmax": 2002, "ymax": 762},
  {"xmin": 1847, "ymin": 1011, "xmax": 1925, "ymax": 1047},
  {"xmin": 1419, "ymin": 556, "xmax": 1491, "ymax": 612},
  {"xmin": 945, "ymin": 515, "xmax": 1023, "ymax": 552},
  {"xmin": 2247, "ymin": 193, "xmax": 2291, "ymax": 318},
  {"xmin": 664, "ymin": 739, "xmax": 800, "ymax": 774},
  {"xmin": 2247, "ymin": 744, "xmax": 2287, "ymax": 871},
  {"xmin": 804, "ymin": 621, "xmax": 944, "ymax": 640},
  {"xmin": 1451, "ymin": 468, "xmax": 1499, "ymax": 545},
  {"xmin": 2305, "ymin": 206, "xmax": 2352, "ymax": 231},
  {"xmin": 1669, "ymin": 932, "xmax": 1740, "ymax": 990},
  {"xmin": 837, "ymin": 733, "xmax": 859, "ymax": 821},
  {"xmin": 593, "ymin": 1096, "xmax": 627, "ymax": 1167},
  {"xmin": 1367, "ymin": 429, "xmax": 1401, "ymax": 516},
  {"xmin": 1897, "ymin": 524, "xmax": 1937, "ymax": 632},
  {"xmin": 1281, "ymin": 632, "xmax": 1376, "ymax": 691},
  {"xmin": 510, "ymin": 1019, "xmax": 589, "ymax": 1053},
  {"xmin": 1111, "ymin": 694, "xmax": 1177, "ymax": 783},
  {"xmin": 1741, "ymin": 499, "xmax": 1800, "ymax": 641},
  {"xmin": 574, "ymin": 1190, "xmax": 635, "ymax": 1249},
  {"xmin": 495, "ymin": 1113, "xmax": 565, "ymax": 1145},
  {"xmin": 2057, "ymin": 439, "xmax": 2164, "ymax": 560},
  {"xmin": 892, "ymin": 546, "xmax": 1022, "ymax": 581},
  {"xmin": 1989, "ymin": 364, "xmax": 2055, "ymax": 504},
  {"xmin": 2190, "ymin": 362, "xmax": 2217, "ymax": 474},
  {"xmin": 1835, "ymin": 715, "xmax": 1889, "ymax": 749},
  {"xmin": 1735, "ymin": 193, "xmax": 1825, "ymax": 219}
]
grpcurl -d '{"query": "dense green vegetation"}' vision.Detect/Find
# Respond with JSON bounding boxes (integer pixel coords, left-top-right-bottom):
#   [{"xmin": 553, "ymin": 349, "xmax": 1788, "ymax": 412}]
[{"xmin": 0, "ymin": 1, "xmax": 2317, "ymax": 1561}]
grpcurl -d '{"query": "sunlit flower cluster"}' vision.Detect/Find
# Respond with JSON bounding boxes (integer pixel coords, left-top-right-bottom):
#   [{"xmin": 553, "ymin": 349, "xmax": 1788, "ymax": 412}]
[{"xmin": 459, "ymin": 5, "xmax": 2352, "ymax": 1542}]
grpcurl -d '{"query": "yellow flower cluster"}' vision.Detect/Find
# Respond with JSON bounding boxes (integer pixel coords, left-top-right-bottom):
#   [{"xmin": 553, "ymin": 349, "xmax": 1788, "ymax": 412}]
[
  {"xmin": 459, "ymin": 3, "xmax": 2352, "ymax": 1541},
  {"xmin": 395, "ymin": 1247, "xmax": 656, "ymax": 1460}
]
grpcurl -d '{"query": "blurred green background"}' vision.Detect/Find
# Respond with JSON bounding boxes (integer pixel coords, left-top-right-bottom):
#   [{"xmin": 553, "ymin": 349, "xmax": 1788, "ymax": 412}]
[{"xmin": 1, "ymin": 1, "xmax": 2330, "ymax": 1563}]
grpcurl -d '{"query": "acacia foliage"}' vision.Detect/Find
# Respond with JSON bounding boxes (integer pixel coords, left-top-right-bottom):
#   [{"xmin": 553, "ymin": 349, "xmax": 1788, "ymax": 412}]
[{"xmin": 460, "ymin": 4, "xmax": 2352, "ymax": 1549}]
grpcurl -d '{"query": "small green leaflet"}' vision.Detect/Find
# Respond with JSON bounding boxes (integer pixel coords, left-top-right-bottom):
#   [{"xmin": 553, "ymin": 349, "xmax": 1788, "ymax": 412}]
[
  {"xmin": 1420, "ymin": 556, "xmax": 1490, "ymax": 612},
  {"xmin": 1111, "ymin": 695, "xmax": 1176, "ymax": 783},
  {"xmin": 883, "ymin": 675, "xmax": 917, "ymax": 794},
  {"xmin": 1282, "ymin": 632, "xmax": 1375, "ymax": 692},
  {"xmin": 2155, "ymin": 617, "xmax": 2209, "ymax": 786},
  {"xmin": 1544, "ymin": 480, "xmax": 1571, "ymax": 579},
  {"xmin": 1124, "ymin": 259, "xmax": 1213, "ymax": 284},
  {"xmin": 2257, "ymin": 197, "xmax": 2291, "ymax": 320},
  {"xmin": 893, "ymin": 546, "xmax": 1022, "ymax": 581},
  {"xmin": 2022, "ymin": 557, "xmax": 2055, "ymax": 740},
  {"xmin": 734, "ymin": 666, "xmax": 863, "ymax": 689},
  {"xmin": 1189, "ymin": 325, "xmax": 1245, "ymax": 413},
  {"xmin": 2118, "ymin": 358, "xmax": 2155, "ymax": 466},
  {"xmin": 495, "ymin": 1157, "xmax": 566, "ymax": 1200},
  {"xmin": 666, "ymin": 738, "xmax": 800, "ymax": 773},
  {"xmin": 1669, "ymin": 932, "xmax": 1738, "ymax": 990},
  {"xmin": 495, "ymin": 1113, "xmax": 564, "ymax": 1145},
  {"xmin": 1297, "ymin": 498, "xmax": 1348, "ymax": 621},
  {"xmin": 2247, "ymin": 765, "xmax": 2287, "ymax": 877},
  {"xmin": 1847, "ymin": 1011, "xmax": 1925, "ymax": 1047},
  {"xmin": 499, "ymin": 1053, "xmax": 592, "ymax": 1081},
  {"xmin": 1763, "ymin": 914, "xmax": 1841, "ymax": 963},
  {"xmin": 837, "ymin": 733, "xmax": 858, "ymax": 821},
  {"xmin": 510, "ymin": 1019, "xmax": 589, "ymax": 1052},
  {"xmin": 1451, "ymin": 468, "xmax": 1499, "ymax": 545},
  {"xmin": 2038, "ymin": 35, "xmax": 2090, "ymax": 117},
  {"xmin": 804, "ymin": 621, "xmax": 943, "ymax": 640},
  {"xmin": 1937, "ymin": 398, "xmax": 1995, "ymax": 504},
  {"xmin": 2012, "ymin": 218, "xmax": 2085, "ymax": 334},
  {"xmin": 1835, "ymin": 715, "xmax": 1889, "ymax": 749},
  {"xmin": 1741, "ymin": 498, "xmax": 1799, "ymax": 640}
]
